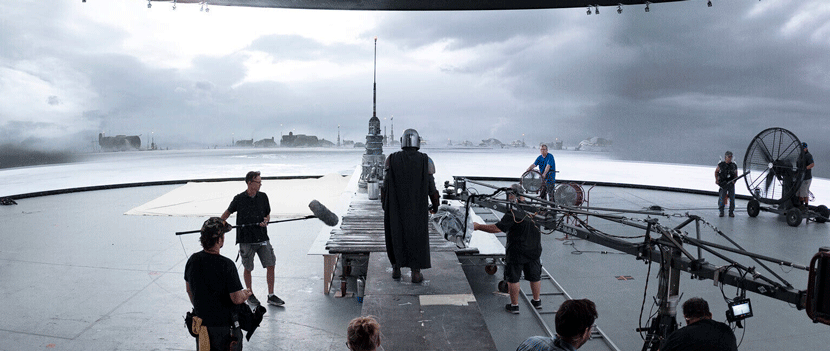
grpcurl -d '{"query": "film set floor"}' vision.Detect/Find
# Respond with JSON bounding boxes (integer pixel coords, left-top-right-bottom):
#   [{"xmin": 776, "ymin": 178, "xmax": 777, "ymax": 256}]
[{"xmin": 2, "ymin": 176, "xmax": 830, "ymax": 350}]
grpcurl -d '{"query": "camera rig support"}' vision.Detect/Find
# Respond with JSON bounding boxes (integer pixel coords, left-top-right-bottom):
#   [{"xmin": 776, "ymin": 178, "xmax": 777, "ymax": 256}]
[{"xmin": 444, "ymin": 177, "xmax": 826, "ymax": 351}]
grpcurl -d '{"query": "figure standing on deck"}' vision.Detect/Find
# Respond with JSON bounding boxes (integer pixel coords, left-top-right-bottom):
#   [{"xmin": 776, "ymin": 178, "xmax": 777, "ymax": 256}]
[
  {"xmin": 715, "ymin": 151, "xmax": 738, "ymax": 217},
  {"xmin": 473, "ymin": 184, "xmax": 542, "ymax": 314},
  {"xmin": 526, "ymin": 144, "xmax": 556, "ymax": 201},
  {"xmin": 185, "ymin": 217, "xmax": 252, "ymax": 351},
  {"xmin": 221, "ymin": 171, "xmax": 284, "ymax": 307},
  {"xmin": 799, "ymin": 142, "xmax": 814, "ymax": 208},
  {"xmin": 382, "ymin": 129, "xmax": 440, "ymax": 283}
]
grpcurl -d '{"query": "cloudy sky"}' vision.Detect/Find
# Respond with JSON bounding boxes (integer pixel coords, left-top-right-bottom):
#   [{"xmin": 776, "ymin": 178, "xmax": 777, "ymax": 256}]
[{"xmin": 1, "ymin": 0, "xmax": 828, "ymax": 176}]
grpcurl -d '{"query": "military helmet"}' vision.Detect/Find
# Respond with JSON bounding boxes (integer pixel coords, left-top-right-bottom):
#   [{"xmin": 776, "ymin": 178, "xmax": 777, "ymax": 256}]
[{"xmin": 401, "ymin": 128, "xmax": 420, "ymax": 149}]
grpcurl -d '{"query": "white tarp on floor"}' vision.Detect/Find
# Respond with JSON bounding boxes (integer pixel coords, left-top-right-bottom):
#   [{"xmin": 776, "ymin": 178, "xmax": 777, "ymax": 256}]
[{"xmin": 125, "ymin": 173, "xmax": 351, "ymax": 218}]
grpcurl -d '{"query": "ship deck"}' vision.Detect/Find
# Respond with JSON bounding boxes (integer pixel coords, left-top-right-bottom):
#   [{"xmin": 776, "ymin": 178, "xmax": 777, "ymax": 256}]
[{"xmin": 2, "ymin": 176, "xmax": 829, "ymax": 350}]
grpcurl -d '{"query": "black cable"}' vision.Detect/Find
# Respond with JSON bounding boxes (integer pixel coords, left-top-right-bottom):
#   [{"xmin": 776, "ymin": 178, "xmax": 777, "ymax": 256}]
[{"xmin": 639, "ymin": 244, "xmax": 655, "ymax": 340}]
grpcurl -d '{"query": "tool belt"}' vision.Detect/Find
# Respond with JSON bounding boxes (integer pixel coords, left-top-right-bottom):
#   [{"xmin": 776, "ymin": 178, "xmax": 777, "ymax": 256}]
[{"xmin": 185, "ymin": 311, "xmax": 211, "ymax": 350}]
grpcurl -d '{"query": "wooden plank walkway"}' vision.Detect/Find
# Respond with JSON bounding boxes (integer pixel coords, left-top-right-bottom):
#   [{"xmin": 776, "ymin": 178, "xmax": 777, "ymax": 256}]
[{"xmin": 325, "ymin": 197, "xmax": 458, "ymax": 254}]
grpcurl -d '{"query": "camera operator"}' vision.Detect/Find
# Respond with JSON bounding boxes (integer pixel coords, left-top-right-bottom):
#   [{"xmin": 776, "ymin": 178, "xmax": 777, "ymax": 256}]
[
  {"xmin": 474, "ymin": 184, "xmax": 542, "ymax": 314},
  {"xmin": 660, "ymin": 297, "xmax": 737, "ymax": 351},
  {"xmin": 185, "ymin": 217, "xmax": 252, "ymax": 351}
]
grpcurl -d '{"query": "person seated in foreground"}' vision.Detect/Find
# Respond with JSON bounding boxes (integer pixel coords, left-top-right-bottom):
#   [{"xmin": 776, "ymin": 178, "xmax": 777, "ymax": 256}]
[
  {"xmin": 516, "ymin": 298, "xmax": 598, "ymax": 351},
  {"xmin": 660, "ymin": 297, "xmax": 737, "ymax": 351},
  {"xmin": 347, "ymin": 315, "xmax": 382, "ymax": 351}
]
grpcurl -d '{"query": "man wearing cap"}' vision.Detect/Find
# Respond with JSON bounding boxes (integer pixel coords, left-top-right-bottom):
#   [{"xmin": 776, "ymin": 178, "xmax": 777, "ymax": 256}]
[
  {"xmin": 382, "ymin": 128, "xmax": 440, "ymax": 284},
  {"xmin": 715, "ymin": 151, "xmax": 738, "ymax": 217},
  {"xmin": 220, "ymin": 171, "xmax": 283, "ymax": 307},
  {"xmin": 473, "ymin": 184, "xmax": 542, "ymax": 314},
  {"xmin": 799, "ymin": 142, "xmax": 815, "ymax": 208},
  {"xmin": 185, "ymin": 217, "xmax": 252, "ymax": 351}
]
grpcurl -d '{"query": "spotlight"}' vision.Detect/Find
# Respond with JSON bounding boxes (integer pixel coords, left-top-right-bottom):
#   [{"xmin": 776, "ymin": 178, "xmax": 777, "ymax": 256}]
[
  {"xmin": 205, "ymin": 4, "xmax": 209, "ymax": 12},
  {"xmin": 147, "ymin": 0, "xmax": 151, "ymax": 8},
  {"xmin": 617, "ymin": 4, "xmax": 623, "ymax": 14},
  {"xmin": 587, "ymin": 6, "xmax": 592, "ymax": 15},
  {"xmin": 708, "ymin": 0, "xmax": 713, "ymax": 7},
  {"xmin": 595, "ymin": 5, "xmax": 600, "ymax": 15},
  {"xmin": 645, "ymin": 1, "xmax": 650, "ymax": 12},
  {"xmin": 173, "ymin": 0, "xmax": 176, "ymax": 10}
]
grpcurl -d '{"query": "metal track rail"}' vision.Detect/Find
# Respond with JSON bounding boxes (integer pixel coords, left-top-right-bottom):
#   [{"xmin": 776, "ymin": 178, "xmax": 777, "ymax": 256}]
[
  {"xmin": 518, "ymin": 265, "xmax": 621, "ymax": 351},
  {"xmin": 477, "ymin": 206, "xmax": 621, "ymax": 351}
]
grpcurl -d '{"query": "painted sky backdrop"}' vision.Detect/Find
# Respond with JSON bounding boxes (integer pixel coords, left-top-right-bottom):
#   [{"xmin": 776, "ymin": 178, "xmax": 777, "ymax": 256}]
[{"xmin": 1, "ymin": 0, "xmax": 828, "ymax": 176}]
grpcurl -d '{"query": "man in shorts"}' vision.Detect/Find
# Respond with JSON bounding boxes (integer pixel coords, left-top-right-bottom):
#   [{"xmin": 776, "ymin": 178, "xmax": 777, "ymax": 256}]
[
  {"xmin": 799, "ymin": 142, "xmax": 815, "ymax": 208},
  {"xmin": 221, "ymin": 171, "xmax": 284, "ymax": 307},
  {"xmin": 473, "ymin": 184, "xmax": 542, "ymax": 314}
]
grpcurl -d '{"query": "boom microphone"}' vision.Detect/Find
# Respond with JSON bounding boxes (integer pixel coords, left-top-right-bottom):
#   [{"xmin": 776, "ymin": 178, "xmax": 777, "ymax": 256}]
[
  {"xmin": 175, "ymin": 200, "xmax": 339, "ymax": 235},
  {"xmin": 309, "ymin": 200, "xmax": 339, "ymax": 227}
]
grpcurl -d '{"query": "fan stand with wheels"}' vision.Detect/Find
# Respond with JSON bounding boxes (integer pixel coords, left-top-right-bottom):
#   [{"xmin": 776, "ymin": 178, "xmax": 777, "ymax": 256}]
[{"xmin": 744, "ymin": 127, "xmax": 827, "ymax": 226}]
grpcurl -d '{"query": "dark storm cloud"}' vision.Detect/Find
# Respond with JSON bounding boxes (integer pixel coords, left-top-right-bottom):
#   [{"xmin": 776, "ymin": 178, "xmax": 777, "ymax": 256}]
[{"xmin": 1, "ymin": 1, "xmax": 828, "ymax": 177}]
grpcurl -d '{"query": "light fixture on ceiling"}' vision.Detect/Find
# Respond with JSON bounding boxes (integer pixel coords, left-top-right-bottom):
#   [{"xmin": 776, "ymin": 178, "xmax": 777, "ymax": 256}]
[
  {"xmin": 147, "ymin": 0, "xmax": 151, "ymax": 8},
  {"xmin": 617, "ymin": 4, "xmax": 623, "ymax": 14},
  {"xmin": 645, "ymin": 1, "xmax": 650, "ymax": 12},
  {"xmin": 595, "ymin": 5, "xmax": 600, "ymax": 15},
  {"xmin": 172, "ymin": 0, "xmax": 176, "ymax": 10},
  {"xmin": 587, "ymin": 6, "xmax": 592, "ymax": 15},
  {"xmin": 708, "ymin": 0, "xmax": 713, "ymax": 7}
]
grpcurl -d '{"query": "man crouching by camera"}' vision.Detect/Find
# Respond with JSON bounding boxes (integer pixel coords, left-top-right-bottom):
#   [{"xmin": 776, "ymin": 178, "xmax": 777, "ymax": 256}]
[{"xmin": 186, "ymin": 217, "xmax": 253, "ymax": 351}]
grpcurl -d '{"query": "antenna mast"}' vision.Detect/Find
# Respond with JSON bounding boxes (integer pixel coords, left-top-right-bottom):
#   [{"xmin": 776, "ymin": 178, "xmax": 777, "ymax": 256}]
[{"xmin": 373, "ymin": 36, "xmax": 377, "ymax": 118}]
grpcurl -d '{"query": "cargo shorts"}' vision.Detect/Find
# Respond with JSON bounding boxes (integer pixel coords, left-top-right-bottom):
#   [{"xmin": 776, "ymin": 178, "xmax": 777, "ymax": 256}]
[{"xmin": 239, "ymin": 241, "xmax": 276, "ymax": 271}]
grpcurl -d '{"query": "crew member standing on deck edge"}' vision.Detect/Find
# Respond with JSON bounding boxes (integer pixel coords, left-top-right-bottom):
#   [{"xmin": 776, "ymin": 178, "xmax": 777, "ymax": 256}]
[
  {"xmin": 526, "ymin": 144, "xmax": 556, "ymax": 201},
  {"xmin": 382, "ymin": 129, "xmax": 440, "ymax": 284},
  {"xmin": 221, "ymin": 171, "xmax": 284, "ymax": 307}
]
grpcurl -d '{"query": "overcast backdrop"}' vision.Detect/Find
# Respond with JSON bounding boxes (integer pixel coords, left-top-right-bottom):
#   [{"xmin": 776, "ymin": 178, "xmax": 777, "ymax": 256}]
[{"xmin": 1, "ymin": 0, "xmax": 828, "ymax": 176}]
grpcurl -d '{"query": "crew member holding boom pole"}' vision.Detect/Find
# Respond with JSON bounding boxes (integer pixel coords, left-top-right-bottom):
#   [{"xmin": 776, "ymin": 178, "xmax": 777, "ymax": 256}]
[{"xmin": 221, "ymin": 171, "xmax": 284, "ymax": 307}]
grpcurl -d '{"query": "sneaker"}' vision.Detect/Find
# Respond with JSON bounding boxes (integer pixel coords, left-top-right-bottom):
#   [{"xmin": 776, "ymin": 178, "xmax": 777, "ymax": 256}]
[
  {"xmin": 267, "ymin": 294, "xmax": 285, "ymax": 306},
  {"xmin": 505, "ymin": 304, "xmax": 519, "ymax": 314},
  {"xmin": 392, "ymin": 265, "xmax": 401, "ymax": 280},
  {"xmin": 729, "ymin": 212, "xmax": 735, "ymax": 217},
  {"xmin": 531, "ymin": 299, "xmax": 542, "ymax": 310},
  {"xmin": 719, "ymin": 212, "xmax": 724, "ymax": 217},
  {"xmin": 247, "ymin": 294, "xmax": 260, "ymax": 305}
]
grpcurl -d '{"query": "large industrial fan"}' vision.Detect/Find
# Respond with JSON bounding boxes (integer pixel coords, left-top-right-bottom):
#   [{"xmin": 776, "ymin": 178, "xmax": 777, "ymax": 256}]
[{"xmin": 743, "ymin": 127, "xmax": 828, "ymax": 226}]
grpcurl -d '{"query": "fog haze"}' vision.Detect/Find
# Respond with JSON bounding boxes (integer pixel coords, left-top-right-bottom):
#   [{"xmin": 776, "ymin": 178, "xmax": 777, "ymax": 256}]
[{"xmin": 1, "ymin": 0, "xmax": 828, "ymax": 176}]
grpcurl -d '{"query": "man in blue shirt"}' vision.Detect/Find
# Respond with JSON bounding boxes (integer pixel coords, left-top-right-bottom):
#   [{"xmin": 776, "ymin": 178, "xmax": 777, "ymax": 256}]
[
  {"xmin": 516, "ymin": 299, "xmax": 598, "ymax": 351},
  {"xmin": 526, "ymin": 144, "xmax": 556, "ymax": 201}
]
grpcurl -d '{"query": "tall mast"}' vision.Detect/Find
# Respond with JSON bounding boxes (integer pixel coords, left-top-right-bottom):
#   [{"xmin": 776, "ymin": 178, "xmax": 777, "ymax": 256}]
[{"xmin": 373, "ymin": 36, "xmax": 377, "ymax": 118}]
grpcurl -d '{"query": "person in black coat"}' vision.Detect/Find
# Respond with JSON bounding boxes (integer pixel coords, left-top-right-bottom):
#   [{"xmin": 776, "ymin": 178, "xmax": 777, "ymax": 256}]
[{"xmin": 382, "ymin": 129, "xmax": 439, "ymax": 283}]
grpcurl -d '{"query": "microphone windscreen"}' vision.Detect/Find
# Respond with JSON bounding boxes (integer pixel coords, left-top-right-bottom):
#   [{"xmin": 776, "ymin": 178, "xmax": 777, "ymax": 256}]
[{"xmin": 309, "ymin": 200, "xmax": 339, "ymax": 226}]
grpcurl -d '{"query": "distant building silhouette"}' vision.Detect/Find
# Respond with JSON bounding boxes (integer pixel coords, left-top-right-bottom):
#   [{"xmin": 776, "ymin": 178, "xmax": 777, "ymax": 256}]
[
  {"xmin": 281, "ymin": 132, "xmax": 321, "ymax": 147},
  {"xmin": 99, "ymin": 133, "xmax": 140, "ymax": 151},
  {"xmin": 254, "ymin": 137, "xmax": 277, "ymax": 147}
]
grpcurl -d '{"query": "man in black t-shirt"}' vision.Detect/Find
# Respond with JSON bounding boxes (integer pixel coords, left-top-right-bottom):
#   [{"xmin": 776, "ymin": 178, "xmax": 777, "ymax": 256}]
[
  {"xmin": 715, "ymin": 151, "xmax": 738, "ymax": 217},
  {"xmin": 473, "ymin": 184, "xmax": 542, "ymax": 314},
  {"xmin": 798, "ymin": 142, "xmax": 815, "ymax": 207},
  {"xmin": 221, "ymin": 171, "xmax": 284, "ymax": 307},
  {"xmin": 185, "ymin": 217, "xmax": 252, "ymax": 351},
  {"xmin": 660, "ymin": 297, "xmax": 737, "ymax": 351}
]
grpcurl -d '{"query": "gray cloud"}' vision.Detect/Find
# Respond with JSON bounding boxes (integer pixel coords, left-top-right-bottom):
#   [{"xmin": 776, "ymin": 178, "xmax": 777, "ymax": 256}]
[{"xmin": 0, "ymin": 1, "xmax": 828, "ymax": 177}]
